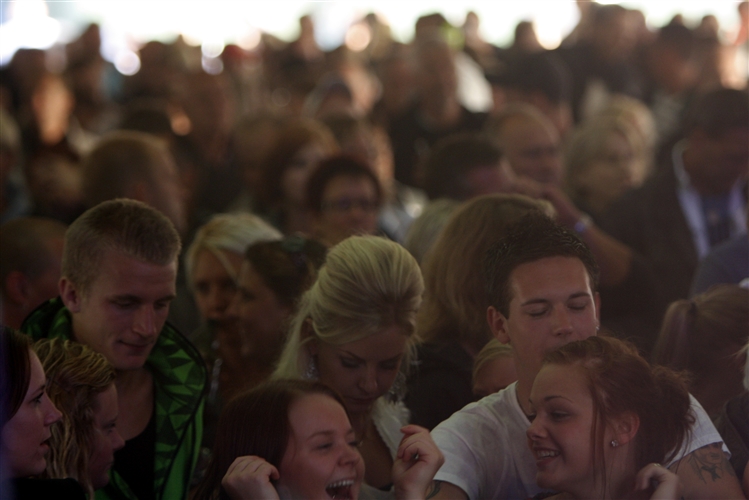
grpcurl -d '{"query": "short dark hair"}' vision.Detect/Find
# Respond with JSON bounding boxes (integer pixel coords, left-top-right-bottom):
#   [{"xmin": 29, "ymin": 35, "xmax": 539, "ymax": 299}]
[
  {"xmin": 683, "ymin": 88, "xmax": 749, "ymax": 138},
  {"xmin": 305, "ymin": 155, "xmax": 382, "ymax": 214},
  {"xmin": 502, "ymin": 52, "xmax": 571, "ymax": 105},
  {"xmin": 193, "ymin": 379, "xmax": 347, "ymax": 500},
  {"xmin": 422, "ymin": 133, "xmax": 502, "ymax": 200},
  {"xmin": 484, "ymin": 212, "xmax": 599, "ymax": 317},
  {"xmin": 0, "ymin": 217, "xmax": 67, "ymax": 289}
]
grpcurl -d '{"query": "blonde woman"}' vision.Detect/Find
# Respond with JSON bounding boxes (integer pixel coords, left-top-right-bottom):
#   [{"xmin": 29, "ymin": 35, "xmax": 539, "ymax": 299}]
[
  {"xmin": 563, "ymin": 115, "xmax": 651, "ymax": 219},
  {"xmin": 34, "ymin": 338, "xmax": 124, "ymax": 498},
  {"xmin": 273, "ymin": 235, "xmax": 424, "ymax": 495}
]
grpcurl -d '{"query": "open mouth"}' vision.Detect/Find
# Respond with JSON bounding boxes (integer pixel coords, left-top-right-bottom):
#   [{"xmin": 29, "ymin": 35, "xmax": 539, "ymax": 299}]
[
  {"xmin": 325, "ymin": 479, "xmax": 355, "ymax": 499},
  {"xmin": 533, "ymin": 448, "xmax": 560, "ymax": 467}
]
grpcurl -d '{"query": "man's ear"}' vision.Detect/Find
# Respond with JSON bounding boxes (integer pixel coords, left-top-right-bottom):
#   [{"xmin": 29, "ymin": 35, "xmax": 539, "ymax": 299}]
[
  {"xmin": 487, "ymin": 306, "xmax": 511, "ymax": 344},
  {"xmin": 611, "ymin": 411, "xmax": 640, "ymax": 447},
  {"xmin": 4, "ymin": 271, "xmax": 30, "ymax": 305},
  {"xmin": 59, "ymin": 277, "xmax": 83, "ymax": 313}
]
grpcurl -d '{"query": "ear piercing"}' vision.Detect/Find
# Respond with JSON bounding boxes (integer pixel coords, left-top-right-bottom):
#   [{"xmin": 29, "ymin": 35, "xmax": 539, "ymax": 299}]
[{"xmin": 610, "ymin": 440, "xmax": 619, "ymax": 448}]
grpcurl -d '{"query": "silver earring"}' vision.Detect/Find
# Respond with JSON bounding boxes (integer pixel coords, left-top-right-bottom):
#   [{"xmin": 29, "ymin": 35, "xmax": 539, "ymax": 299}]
[
  {"xmin": 303, "ymin": 357, "xmax": 319, "ymax": 380},
  {"xmin": 610, "ymin": 440, "xmax": 619, "ymax": 448}
]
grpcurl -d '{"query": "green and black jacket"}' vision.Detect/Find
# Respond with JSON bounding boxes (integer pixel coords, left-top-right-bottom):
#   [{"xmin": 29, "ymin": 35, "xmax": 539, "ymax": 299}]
[{"xmin": 22, "ymin": 298, "xmax": 208, "ymax": 500}]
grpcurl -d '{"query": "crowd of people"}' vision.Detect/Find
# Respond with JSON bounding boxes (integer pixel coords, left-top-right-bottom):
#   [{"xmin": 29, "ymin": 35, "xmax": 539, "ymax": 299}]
[{"xmin": 1, "ymin": 3, "xmax": 748, "ymax": 500}]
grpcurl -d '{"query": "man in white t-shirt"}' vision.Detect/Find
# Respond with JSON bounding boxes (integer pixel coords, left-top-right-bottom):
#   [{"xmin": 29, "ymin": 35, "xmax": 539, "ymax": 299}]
[{"xmin": 427, "ymin": 213, "xmax": 744, "ymax": 500}]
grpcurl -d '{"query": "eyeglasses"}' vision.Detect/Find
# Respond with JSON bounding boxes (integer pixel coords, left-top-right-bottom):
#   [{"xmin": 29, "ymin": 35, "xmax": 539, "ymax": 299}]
[{"xmin": 321, "ymin": 198, "xmax": 380, "ymax": 213}]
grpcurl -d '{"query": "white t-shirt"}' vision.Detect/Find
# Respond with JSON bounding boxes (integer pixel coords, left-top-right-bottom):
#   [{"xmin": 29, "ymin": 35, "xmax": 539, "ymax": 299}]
[{"xmin": 432, "ymin": 382, "xmax": 728, "ymax": 500}]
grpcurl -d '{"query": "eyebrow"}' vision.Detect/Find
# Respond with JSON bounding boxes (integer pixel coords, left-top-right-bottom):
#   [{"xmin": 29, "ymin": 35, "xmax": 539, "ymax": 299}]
[
  {"xmin": 543, "ymin": 395, "xmax": 573, "ymax": 403},
  {"xmin": 520, "ymin": 292, "xmax": 591, "ymax": 307},
  {"xmin": 307, "ymin": 428, "xmax": 356, "ymax": 440},
  {"xmin": 339, "ymin": 350, "xmax": 402, "ymax": 363}
]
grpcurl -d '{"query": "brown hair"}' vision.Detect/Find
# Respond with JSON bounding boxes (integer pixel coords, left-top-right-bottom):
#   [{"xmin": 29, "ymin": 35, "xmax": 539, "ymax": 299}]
[
  {"xmin": 0, "ymin": 326, "xmax": 32, "ymax": 428},
  {"xmin": 418, "ymin": 195, "xmax": 553, "ymax": 351},
  {"xmin": 35, "ymin": 338, "xmax": 115, "ymax": 498},
  {"xmin": 545, "ymin": 336, "xmax": 693, "ymax": 474},
  {"xmin": 0, "ymin": 217, "xmax": 67, "ymax": 288},
  {"xmin": 244, "ymin": 237, "xmax": 328, "ymax": 308},
  {"xmin": 305, "ymin": 155, "xmax": 382, "ymax": 214},
  {"xmin": 192, "ymin": 379, "xmax": 347, "ymax": 500},
  {"xmin": 652, "ymin": 284, "xmax": 749, "ymax": 379},
  {"xmin": 258, "ymin": 118, "xmax": 338, "ymax": 212},
  {"xmin": 62, "ymin": 198, "xmax": 181, "ymax": 293},
  {"xmin": 81, "ymin": 130, "xmax": 174, "ymax": 208}
]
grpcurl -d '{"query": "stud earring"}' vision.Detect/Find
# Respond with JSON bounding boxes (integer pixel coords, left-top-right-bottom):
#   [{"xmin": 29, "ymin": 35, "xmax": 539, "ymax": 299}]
[{"xmin": 610, "ymin": 440, "xmax": 619, "ymax": 448}]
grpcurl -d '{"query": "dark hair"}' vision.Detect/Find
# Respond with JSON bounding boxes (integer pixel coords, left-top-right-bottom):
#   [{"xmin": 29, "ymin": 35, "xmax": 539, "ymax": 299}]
[
  {"xmin": 258, "ymin": 118, "xmax": 338, "ymax": 212},
  {"xmin": 683, "ymin": 88, "xmax": 749, "ymax": 138},
  {"xmin": 0, "ymin": 325, "xmax": 32, "ymax": 428},
  {"xmin": 502, "ymin": 52, "xmax": 571, "ymax": 105},
  {"xmin": 652, "ymin": 284, "xmax": 749, "ymax": 379},
  {"xmin": 484, "ymin": 212, "xmax": 599, "ymax": 317},
  {"xmin": 655, "ymin": 24, "xmax": 696, "ymax": 61},
  {"xmin": 544, "ymin": 336, "xmax": 693, "ymax": 473},
  {"xmin": 244, "ymin": 237, "xmax": 327, "ymax": 307},
  {"xmin": 305, "ymin": 155, "xmax": 382, "ymax": 214},
  {"xmin": 0, "ymin": 216, "xmax": 67, "ymax": 286},
  {"xmin": 192, "ymin": 379, "xmax": 346, "ymax": 500},
  {"xmin": 422, "ymin": 133, "xmax": 503, "ymax": 201}
]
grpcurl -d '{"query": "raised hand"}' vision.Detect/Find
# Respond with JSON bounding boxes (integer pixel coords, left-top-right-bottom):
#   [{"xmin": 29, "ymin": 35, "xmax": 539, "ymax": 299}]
[
  {"xmin": 635, "ymin": 463, "xmax": 683, "ymax": 500},
  {"xmin": 221, "ymin": 455, "xmax": 281, "ymax": 500},
  {"xmin": 393, "ymin": 425, "xmax": 445, "ymax": 500}
]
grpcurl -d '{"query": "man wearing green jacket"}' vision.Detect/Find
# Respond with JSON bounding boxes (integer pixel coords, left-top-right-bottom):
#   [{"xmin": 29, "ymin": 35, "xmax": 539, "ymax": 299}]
[{"xmin": 23, "ymin": 199, "xmax": 207, "ymax": 500}]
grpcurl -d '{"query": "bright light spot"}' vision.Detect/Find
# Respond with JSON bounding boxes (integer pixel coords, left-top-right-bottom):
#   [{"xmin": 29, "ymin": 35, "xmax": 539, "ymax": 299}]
[
  {"xmin": 115, "ymin": 50, "xmax": 141, "ymax": 75},
  {"xmin": 8, "ymin": 0, "xmax": 49, "ymax": 19},
  {"xmin": 237, "ymin": 29, "xmax": 262, "ymax": 51},
  {"xmin": 181, "ymin": 33, "xmax": 202, "ymax": 47},
  {"xmin": 0, "ymin": 0, "xmax": 61, "ymax": 65},
  {"xmin": 202, "ymin": 41, "xmax": 225, "ymax": 58},
  {"xmin": 202, "ymin": 56, "xmax": 224, "ymax": 75},
  {"xmin": 345, "ymin": 22, "xmax": 371, "ymax": 52}
]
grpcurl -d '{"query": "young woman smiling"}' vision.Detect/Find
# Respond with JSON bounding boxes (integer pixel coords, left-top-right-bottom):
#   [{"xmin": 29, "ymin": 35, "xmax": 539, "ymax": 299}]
[
  {"xmin": 193, "ymin": 380, "xmax": 443, "ymax": 500},
  {"xmin": 527, "ymin": 336, "xmax": 694, "ymax": 500}
]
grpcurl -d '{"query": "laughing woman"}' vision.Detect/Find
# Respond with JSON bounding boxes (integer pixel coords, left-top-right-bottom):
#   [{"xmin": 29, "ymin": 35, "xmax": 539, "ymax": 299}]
[
  {"xmin": 527, "ymin": 336, "xmax": 695, "ymax": 500},
  {"xmin": 192, "ymin": 379, "xmax": 442, "ymax": 500}
]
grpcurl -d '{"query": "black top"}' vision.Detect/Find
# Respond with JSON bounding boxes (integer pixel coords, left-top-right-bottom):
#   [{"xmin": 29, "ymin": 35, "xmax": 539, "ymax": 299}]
[
  {"xmin": 388, "ymin": 104, "xmax": 487, "ymax": 188},
  {"xmin": 113, "ymin": 409, "xmax": 157, "ymax": 500},
  {"xmin": 405, "ymin": 340, "xmax": 476, "ymax": 430},
  {"xmin": 5, "ymin": 478, "xmax": 86, "ymax": 500}
]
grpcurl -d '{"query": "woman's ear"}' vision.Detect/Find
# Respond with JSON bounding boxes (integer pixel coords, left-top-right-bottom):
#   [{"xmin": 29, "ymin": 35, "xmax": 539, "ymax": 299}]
[{"xmin": 612, "ymin": 411, "xmax": 640, "ymax": 446}]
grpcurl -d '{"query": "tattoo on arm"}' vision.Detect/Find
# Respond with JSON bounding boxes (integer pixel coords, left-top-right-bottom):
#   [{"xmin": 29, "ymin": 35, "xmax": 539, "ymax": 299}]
[
  {"xmin": 686, "ymin": 443, "xmax": 736, "ymax": 484},
  {"xmin": 426, "ymin": 481, "xmax": 442, "ymax": 499}
]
